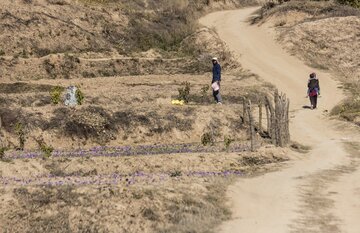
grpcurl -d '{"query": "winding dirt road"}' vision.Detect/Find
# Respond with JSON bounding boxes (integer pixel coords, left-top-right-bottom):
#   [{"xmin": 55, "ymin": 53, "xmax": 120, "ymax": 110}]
[{"xmin": 200, "ymin": 7, "xmax": 360, "ymax": 233}]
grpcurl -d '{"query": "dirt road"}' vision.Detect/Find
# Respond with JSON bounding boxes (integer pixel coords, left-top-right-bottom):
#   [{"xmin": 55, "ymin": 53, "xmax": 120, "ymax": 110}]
[{"xmin": 200, "ymin": 7, "xmax": 360, "ymax": 233}]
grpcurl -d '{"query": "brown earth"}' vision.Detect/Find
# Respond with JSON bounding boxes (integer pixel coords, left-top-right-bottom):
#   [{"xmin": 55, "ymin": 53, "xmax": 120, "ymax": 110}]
[
  {"xmin": 0, "ymin": 144, "xmax": 290, "ymax": 233},
  {"xmin": 0, "ymin": 72, "xmax": 271, "ymax": 150},
  {"xmin": 0, "ymin": 1, "xmax": 305, "ymax": 233},
  {"xmin": 201, "ymin": 6, "xmax": 360, "ymax": 233},
  {"xmin": 0, "ymin": 0, "xmax": 256, "ymax": 80},
  {"xmin": 1, "ymin": 1, "xmax": 359, "ymax": 233},
  {"xmin": 256, "ymin": 0, "xmax": 360, "ymax": 126}
]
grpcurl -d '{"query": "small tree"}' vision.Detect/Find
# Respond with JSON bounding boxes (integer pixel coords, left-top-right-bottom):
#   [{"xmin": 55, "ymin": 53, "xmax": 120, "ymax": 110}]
[
  {"xmin": 50, "ymin": 86, "xmax": 64, "ymax": 104},
  {"xmin": 15, "ymin": 123, "xmax": 26, "ymax": 150},
  {"xmin": 224, "ymin": 135, "xmax": 235, "ymax": 151},
  {"xmin": 76, "ymin": 87, "xmax": 85, "ymax": 105},
  {"xmin": 178, "ymin": 82, "xmax": 191, "ymax": 103}
]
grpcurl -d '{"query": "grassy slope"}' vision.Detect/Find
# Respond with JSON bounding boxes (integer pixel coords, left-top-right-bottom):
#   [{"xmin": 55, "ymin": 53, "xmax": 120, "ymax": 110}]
[
  {"xmin": 0, "ymin": 0, "xmax": 256, "ymax": 80},
  {"xmin": 257, "ymin": 0, "xmax": 360, "ymax": 126}
]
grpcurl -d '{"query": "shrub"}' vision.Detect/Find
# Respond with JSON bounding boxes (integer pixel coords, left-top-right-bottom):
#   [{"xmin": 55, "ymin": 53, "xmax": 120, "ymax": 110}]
[
  {"xmin": 40, "ymin": 143, "xmax": 54, "ymax": 159},
  {"xmin": 178, "ymin": 81, "xmax": 191, "ymax": 103},
  {"xmin": 200, "ymin": 84, "xmax": 210, "ymax": 102},
  {"xmin": 0, "ymin": 147, "xmax": 7, "ymax": 160},
  {"xmin": 170, "ymin": 170, "xmax": 182, "ymax": 177},
  {"xmin": 201, "ymin": 132, "xmax": 214, "ymax": 146},
  {"xmin": 75, "ymin": 88, "xmax": 85, "ymax": 105},
  {"xmin": 43, "ymin": 59, "xmax": 56, "ymax": 78},
  {"xmin": 14, "ymin": 123, "xmax": 26, "ymax": 150},
  {"xmin": 224, "ymin": 135, "xmax": 235, "ymax": 151},
  {"xmin": 0, "ymin": 49, "xmax": 5, "ymax": 56},
  {"xmin": 337, "ymin": 0, "xmax": 360, "ymax": 8},
  {"xmin": 50, "ymin": 86, "xmax": 64, "ymax": 105}
]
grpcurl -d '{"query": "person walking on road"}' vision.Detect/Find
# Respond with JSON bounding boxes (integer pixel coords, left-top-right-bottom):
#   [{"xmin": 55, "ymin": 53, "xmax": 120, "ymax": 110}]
[
  {"xmin": 307, "ymin": 72, "xmax": 320, "ymax": 109},
  {"xmin": 212, "ymin": 57, "xmax": 222, "ymax": 104}
]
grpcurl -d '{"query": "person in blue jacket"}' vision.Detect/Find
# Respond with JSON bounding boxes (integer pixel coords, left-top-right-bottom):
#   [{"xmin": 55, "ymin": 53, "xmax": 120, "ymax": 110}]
[{"xmin": 212, "ymin": 57, "xmax": 222, "ymax": 104}]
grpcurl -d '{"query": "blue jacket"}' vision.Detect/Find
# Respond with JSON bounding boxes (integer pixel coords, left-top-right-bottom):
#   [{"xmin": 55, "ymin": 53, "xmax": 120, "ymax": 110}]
[{"xmin": 212, "ymin": 63, "xmax": 221, "ymax": 83}]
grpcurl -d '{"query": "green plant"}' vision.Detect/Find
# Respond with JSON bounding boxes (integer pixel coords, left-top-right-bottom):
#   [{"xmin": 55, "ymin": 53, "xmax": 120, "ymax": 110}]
[
  {"xmin": 50, "ymin": 86, "xmax": 64, "ymax": 104},
  {"xmin": 14, "ymin": 123, "xmax": 26, "ymax": 150},
  {"xmin": 0, "ymin": 49, "xmax": 5, "ymax": 56},
  {"xmin": 35, "ymin": 137, "xmax": 54, "ymax": 158},
  {"xmin": 224, "ymin": 135, "xmax": 235, "ymax": 151},
  {"xmin": 201, "ymin": 132, "xmax": 214, "ymax": 146},
  {"xmin": 41, "ymin": 144, "xmax": 54, "ymax": 159},
  {"xmin": 200, "ymin": 84, "xmax": 210, "ymax": 101},
  {"xmin": 0, "ymin": 147, "xmax": 7, "ymax": 160},
  {"xmin": 20, "ymin": 49, "xmax": 29, "ymax": 58},
  {"xmin": 178, "ymin": 81, "xmax": 191, "ymax": 103},
  {"xmin": 76, "ymin": 87, "xmax": 85, "ymax": 105},
  {"xmin": 170, "ymin": 170, "xmax": 182, "ymax": 177}
]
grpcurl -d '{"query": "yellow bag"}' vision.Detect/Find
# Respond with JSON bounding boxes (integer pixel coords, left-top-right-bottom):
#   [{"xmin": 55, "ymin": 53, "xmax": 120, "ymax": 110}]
[{"xmin": 171, "ymin": 99, "xmax": 185, "ymax": 105}]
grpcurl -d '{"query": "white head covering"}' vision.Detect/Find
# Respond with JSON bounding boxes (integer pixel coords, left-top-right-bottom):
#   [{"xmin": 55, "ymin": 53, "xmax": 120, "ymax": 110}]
[{"xmin": 212, "ymin": 57, "xmax": 218, "ymax": 61}]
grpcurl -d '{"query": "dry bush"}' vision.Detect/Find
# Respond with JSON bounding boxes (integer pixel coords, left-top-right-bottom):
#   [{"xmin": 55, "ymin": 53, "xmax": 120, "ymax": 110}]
[
  {"xmin": 337, "ymin": 0, "xmax": 360, "ymax": 8},
  {"xmin": 0, "ymin": 82, "xmax": 54, "ymax": 94},
  {"xmin": 256, "ymin": 0, "xmax": 360, "ymax": 23},
  {"xmin": 0, "ymin": 108, "xmax": 44, "ymax": 133}
]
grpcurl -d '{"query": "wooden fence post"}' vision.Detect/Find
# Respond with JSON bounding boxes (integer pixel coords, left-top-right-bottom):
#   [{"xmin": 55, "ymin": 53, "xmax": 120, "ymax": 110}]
[
  {"xmin": 264, "ymin": 90, "xmax": 290, "ymax": 147},
  {"xmin": 265, "ymin": 95, "xmax": 276, "ymax": 145},
  {"xmin": 285, "ymin": 98, "xmax": 290, "ymax": 143},
  {"xmin": 242, "ymin": 97, "xmax": 247, "ymax": 124},
  {"xmin": 265, "ymin": 101, "xmax": 271, "ymax": 137},
  {"xmin": 247, "ymin": 100, "xmax": 255, "ymax": 152},
  {"xmin": 274, "ymin": 90, "xmax": 282, "ymax": 146},
  {"xmin": 258, "ymin": 100, "xmax": 263, "ymax": 134}
]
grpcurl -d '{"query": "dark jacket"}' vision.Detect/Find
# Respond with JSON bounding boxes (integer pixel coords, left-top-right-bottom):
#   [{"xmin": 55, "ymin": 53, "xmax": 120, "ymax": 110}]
[
  {"xmin": 308, "ymin": 77, "xmax": 320, "ymax": 95},
  {"xmin": 212, "ymin": 63, "xmax": 221, "ymax": 83},
  {"xmin": 308, "ymin": 78, "xmax": 320, "ymax": 91}
]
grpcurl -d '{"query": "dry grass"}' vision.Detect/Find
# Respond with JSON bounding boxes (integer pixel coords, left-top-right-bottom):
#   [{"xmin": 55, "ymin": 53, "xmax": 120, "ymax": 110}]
[
  {"xmin": 257, "ymin": 0, "xmax": 360, "ymax": 21},
  {"xmin": 0, "ymin": 146, "xmax": 289, "ymax": 232},
  {"xmin": 0, "ymin": 73, "xmax": 270, "ymax": 150},
  {"xmin": 256, "ymin": 0, "xmax": 360, "ymax": 126},
  {"xmin": 0, "ymin": 0, "xmax": 257, "ymax": 80}
]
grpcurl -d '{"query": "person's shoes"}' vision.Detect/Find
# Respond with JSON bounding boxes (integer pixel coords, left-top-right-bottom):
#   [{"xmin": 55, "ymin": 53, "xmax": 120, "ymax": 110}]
[
  {"xmin": 310, "ymin": 105, "xmax": 314, "ymax": 110},
  {"xmin": 217, "ymin": 102, "xmax": 223, "ymax": 105}
]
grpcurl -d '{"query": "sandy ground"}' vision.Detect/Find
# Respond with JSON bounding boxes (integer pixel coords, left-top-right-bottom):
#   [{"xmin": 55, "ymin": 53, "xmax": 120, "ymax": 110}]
[{"xmin": 201, "ymin": 7, "xmax": 360, "ymax": 233}]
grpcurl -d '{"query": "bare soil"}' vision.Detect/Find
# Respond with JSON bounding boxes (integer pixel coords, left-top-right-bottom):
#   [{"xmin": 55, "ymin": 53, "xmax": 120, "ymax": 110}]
[
  {"xmin": 0, "ymin": 145, "xmax": 289, "ymax": 233},
  {"xmin": 0, "ymin": 72, "xmax": 271, "ymax": 150},
  {"xmin": 257, "ymin": 1, "xmax": 360, "ymax": 126},
  {"xmin": 201, "ymin": 6, "xmax": 360, "ymax": 233}
]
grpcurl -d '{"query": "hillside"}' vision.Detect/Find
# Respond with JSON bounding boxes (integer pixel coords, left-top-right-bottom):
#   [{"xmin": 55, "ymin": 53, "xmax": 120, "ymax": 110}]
[
  {"xmin": 0, "ymin": 0, "xmax": 255, "ymax": 80},
  {"xmin": 0, "ymin": 2, "xmax": 285, "ymax": 232},
  {"xmin": 255, "ymin": 0, "xmax": 360, "ymax": 125}
]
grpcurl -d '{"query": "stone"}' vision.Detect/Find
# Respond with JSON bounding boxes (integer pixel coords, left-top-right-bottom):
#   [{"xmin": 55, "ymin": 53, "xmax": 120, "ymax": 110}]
[{"xmin": 64, "ymin": 86, "xmax": 78, "ymax": 106}]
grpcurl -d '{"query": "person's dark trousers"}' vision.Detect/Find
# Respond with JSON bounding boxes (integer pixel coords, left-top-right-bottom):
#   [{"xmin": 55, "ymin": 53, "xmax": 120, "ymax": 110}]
[
  {"xmin": 310, "ymin": 95, "xmax": 318, "ymax": 109},
  {"xmin": 212, "ymin": 82, "xmax": 222, "ymax": 103}
]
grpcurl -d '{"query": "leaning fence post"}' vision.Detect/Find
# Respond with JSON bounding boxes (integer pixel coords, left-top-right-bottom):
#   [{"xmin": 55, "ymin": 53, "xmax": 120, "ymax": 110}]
[
  {"xmin": 242, "ymin": 97, "xmax": 247, "ymax": 124},
  {"xmin": 266, "ymin": 95, "xmax": 276, "ymax": 145},
  {"xmin": 285, "ymin": 98, "xmax": 290, "ymax": 143},
  {"xmin": 265, "ymin": 102, "xmax": 271, "ymax": 136},
  {"xmin": 247, "ymin": 100, "xmax": 255, "ymax": 152},
  {"xmin": 258, "ymin": 100, "xmax": 263, "ymax": 134}
]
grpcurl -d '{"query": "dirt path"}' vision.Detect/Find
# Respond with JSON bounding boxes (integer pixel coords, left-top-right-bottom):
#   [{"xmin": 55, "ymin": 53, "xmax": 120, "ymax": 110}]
[{"xmin": 200, "ymin": 7, "xmax": 360, "ymax": 233}]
